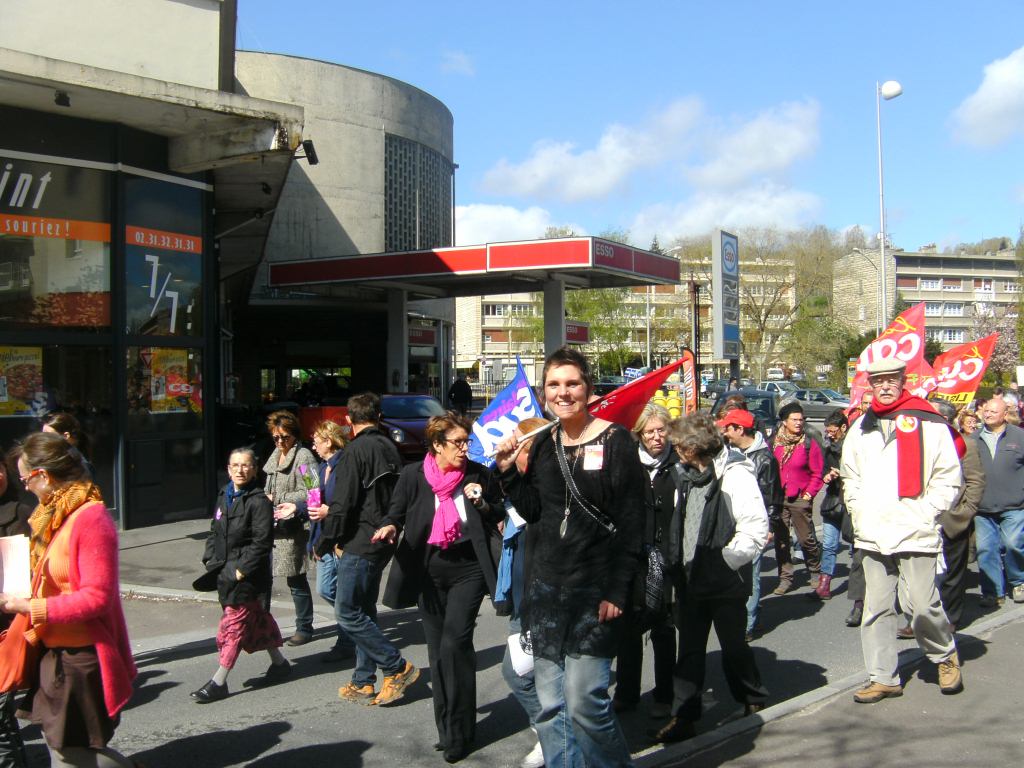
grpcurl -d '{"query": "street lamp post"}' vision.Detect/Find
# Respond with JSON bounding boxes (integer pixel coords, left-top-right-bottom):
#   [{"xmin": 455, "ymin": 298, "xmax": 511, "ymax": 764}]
[{"xmin": 876, "ymin": 79, "xmax": 902, "ymax": 325}]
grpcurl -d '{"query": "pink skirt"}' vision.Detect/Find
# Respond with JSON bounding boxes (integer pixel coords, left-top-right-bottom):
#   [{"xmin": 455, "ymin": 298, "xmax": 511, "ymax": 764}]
[{"xmin": 216, "ymin": 601, "xmax": 283, "ymax": 669}]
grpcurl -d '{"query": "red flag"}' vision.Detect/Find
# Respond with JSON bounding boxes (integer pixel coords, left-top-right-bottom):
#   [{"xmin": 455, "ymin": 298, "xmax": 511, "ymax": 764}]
[
  {"xmin": 850, "ymin": 302, "xmax": 933, "ymax": 406},
  {"xmin": 680, "ymin": 349, "xmax": 699, "ymax": 415},
  {"xmin": 921, "ymin": 334, "xmax": 998, "ymax": 406},
  {"xmin": 589, "ymin": 357, "xmax": 685, "ymax": 429}
]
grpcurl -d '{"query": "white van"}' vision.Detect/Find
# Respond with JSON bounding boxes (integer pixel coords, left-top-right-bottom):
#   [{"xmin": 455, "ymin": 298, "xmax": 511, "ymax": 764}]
[{"xmin": 765, "ymin": 367, "xmax": 785, "ymax": 381}]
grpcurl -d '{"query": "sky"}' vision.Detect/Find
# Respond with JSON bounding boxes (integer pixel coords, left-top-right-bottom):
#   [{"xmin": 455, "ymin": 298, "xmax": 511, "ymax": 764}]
[{"xmin": 237, "ymin": 1, "xmax": 1024, "ymax": 253}]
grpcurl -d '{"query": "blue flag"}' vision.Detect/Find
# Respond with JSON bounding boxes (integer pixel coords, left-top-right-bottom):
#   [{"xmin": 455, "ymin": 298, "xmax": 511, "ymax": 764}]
[{"xmin": 468, "ymin": 357, "xmax": 543, "ymax": 468}]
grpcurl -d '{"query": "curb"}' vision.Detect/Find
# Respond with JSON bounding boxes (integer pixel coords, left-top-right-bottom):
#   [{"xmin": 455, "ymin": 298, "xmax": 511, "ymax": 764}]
[{"xmin": 634, "ymin": 603, "xmax": 1024, "ymax": 766}]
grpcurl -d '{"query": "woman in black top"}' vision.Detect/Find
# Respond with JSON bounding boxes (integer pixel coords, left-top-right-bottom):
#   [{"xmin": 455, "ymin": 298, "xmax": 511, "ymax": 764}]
[
  {"xmin": 495, "ymin": 348, "xmax": 644, "ymax": 768},
  {"xmin": 375, "ymin": 413, "xmax": 503, "ymax": 764}
]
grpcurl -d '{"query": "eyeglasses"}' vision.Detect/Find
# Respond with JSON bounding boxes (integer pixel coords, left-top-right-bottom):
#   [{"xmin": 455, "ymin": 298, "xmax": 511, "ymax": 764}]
[
  {"xmin": 19, "ymin": 470, "xmax": 41, "ymax": 487},
  {"xmin": 272, "ymin": 434, "xmax": 294, "ymax": 443},
  {"xmin": 641, "ymin": 427, "xmax": 667, "ymax": 439},
  {"xmin": 445, "ymin": 438, "xmax": 470, "ymax": 450},
  {"xmin": 228, "ymin": 464, "xmax": 255, "ymax": 471}
]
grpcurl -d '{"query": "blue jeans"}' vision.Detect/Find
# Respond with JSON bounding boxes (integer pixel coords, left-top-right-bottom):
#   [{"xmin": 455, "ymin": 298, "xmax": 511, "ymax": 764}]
[
  {"xmin": 745, "ymin": 545, "xmax": 764, "ymax": 634},
  {"xmin": 316, "ymin": 552, "xmax": 354, "ymax": 651},
  {"xmin": 534, "ymin": 655, "xmax": 632, "ymax": 768},
  {"xmin": 334, "ymin": 551, "xmax": 404, "ymax": 687},
  {"xmin": 974, "ymin": 510, "xmax": 1024, "ymax": 597},
  {"xmin": 286, "ymin": 574, "xmax": 314, "ymax": 635},
  {"xmin": 820, "ymin": 520, "xmax": 842, "ymax": 577}
]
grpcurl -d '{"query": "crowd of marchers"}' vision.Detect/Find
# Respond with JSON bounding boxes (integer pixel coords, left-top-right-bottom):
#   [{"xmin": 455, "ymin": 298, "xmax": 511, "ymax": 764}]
[{"xmin": 2, "ymin": 349, "xmax": 1022, "ymax": 768}]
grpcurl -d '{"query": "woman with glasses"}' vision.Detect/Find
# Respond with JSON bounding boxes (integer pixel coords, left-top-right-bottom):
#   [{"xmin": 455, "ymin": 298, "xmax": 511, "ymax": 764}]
[
  {"xmin": 191, "ymin": 447, "xmax": 290, "ymax": 702},
  {"xmin": 264, "ymin": 410, "xmax": 320, "ymax": 646},
  {"xmin": 613, "ymin": 403, "xmax": 677, "ymax": 718},
  {"xmin": 373, "ymin": 413, "xmax": 503, "ymax": 763},
  {"xmin": 2, "ymin": 432, "xmax": 137, "ymax": 767}
]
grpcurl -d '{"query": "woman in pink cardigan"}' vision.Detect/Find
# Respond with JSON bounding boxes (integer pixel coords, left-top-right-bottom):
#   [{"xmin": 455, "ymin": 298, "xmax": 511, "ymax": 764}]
[{"xmin": 1, "ymin": 432, "xmax": 137, "ymax": 768}]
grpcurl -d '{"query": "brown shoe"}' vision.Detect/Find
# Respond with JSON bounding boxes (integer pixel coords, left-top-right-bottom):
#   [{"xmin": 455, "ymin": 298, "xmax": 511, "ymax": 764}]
[
  {"xmin": 649, "ymin": 717, "xmax": 696, "ymax": 743},
  {"xmin": 896, "ymin": 625, "xmax": 915, "ymax": 640},
  {"xmin": 744, "ymin": 702, "xmax": 765, "ymax": 717},
  {"xmin": 338, "ymin": 682, "xmax": 377, "ymax": 705},
  {"xmin": 373, "ymin": 661, "xmax": 420, "ymax": 706},
  {"xmin": 853, "ymin": 681, "xmax": 903, "ymax": 703},
  {"xmin": 938, "ymin": 653, "xmax": 964, "ymax": 695},
  {"xmin": 772, "ymin": 580, "xmax": 793, "ymax": 596}
]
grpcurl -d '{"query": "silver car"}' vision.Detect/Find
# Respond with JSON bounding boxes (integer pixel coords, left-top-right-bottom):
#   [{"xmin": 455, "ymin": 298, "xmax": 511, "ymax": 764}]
[{"xmin": 792, "ymin": 388, "xmax": 850, "ymax": 420}]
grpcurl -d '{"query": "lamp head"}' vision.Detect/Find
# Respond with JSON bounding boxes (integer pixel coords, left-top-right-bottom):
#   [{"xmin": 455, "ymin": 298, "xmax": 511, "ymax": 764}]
[{"xmin": 880, "ymin": 80, "xmax": 903, "ymax": 100}]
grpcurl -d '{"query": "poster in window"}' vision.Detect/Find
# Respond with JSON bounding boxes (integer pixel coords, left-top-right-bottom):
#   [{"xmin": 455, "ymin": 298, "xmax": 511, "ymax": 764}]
[
  {"xmin": 0, "ymin": 346, "xmax": 43, "ymax": 416},
  {"xmin": 150, "ymin": 348, "xmax": 191, "ymax": 414}
]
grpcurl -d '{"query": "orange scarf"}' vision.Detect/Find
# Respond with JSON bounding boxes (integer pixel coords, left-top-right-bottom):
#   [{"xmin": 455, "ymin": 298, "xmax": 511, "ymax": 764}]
[{"xmin": 28, "ymin": 481, "xmax": 103, "ymax": 572}]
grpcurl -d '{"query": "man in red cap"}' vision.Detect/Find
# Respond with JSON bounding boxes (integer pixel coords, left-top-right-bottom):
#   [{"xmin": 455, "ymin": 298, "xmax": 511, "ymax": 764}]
[
  {"xmin": 717, "ymin": 408, "xmax": 781, "ymax": 641},
  {"xmin": 841, "ymin": 357, "xmax": 963, "ymax": 703}
]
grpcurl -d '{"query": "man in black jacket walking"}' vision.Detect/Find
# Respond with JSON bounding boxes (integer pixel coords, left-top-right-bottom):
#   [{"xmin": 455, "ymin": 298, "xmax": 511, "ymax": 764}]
[
  {"xmin": 718, "ymin": 407, "xmax": 782, "ymax": 640},
  {"xmin": 317, "ymin": 392, "xmax": 419, "ymax": 706}
]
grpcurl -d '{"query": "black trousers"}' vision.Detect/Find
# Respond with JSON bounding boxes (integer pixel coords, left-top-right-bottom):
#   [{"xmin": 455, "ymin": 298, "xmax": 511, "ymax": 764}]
[
  {"xmin": 940, "ymin": 528, "xmax": 971, "ymax": 628},
  {"xmin": 614, "ymin": 615, "xmax": 675, "ymax": 705},
  {"xmin": 419, "ymin": 542, "xmax": 487, "ymax": 752},
  {"xmin": 847, "ymin": 548, "xmax": 866, "ymax": 602},
  {"xmin": 0, "ymin": 691, "xmax": 27, "ymax": 768},
  {"xmin": 672, "ymin": 596, "xmax": 768, "ymax": 722}
]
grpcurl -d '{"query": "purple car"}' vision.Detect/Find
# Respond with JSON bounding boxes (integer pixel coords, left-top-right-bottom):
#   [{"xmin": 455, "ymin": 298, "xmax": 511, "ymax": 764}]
[{"xmin": 381, "ymin": 393, "xmax": 448, "ymax": 463}]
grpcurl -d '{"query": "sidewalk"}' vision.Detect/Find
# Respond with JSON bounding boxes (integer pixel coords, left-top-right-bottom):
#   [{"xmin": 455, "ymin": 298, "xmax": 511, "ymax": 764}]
[{"xmin": 636, "ymin": 603, "xmax": 1024, "ymax": 768}]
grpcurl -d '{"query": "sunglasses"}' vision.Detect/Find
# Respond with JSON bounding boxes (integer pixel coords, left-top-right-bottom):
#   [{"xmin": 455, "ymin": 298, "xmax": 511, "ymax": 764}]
[{"xmin": 272, "ymin": 434, "xmax": 295, "ymax": 443}]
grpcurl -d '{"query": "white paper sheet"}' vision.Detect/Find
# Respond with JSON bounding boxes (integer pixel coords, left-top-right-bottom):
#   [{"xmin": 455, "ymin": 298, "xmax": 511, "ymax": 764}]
[{"xmin": 0, "ymin": 535, "xmax": 30, "ymax": 598}]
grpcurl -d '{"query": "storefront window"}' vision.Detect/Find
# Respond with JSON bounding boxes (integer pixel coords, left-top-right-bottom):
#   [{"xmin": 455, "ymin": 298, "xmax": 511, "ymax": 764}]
[
  {"xmin": 126, "ymin": 346, "xmax": 203, "ymax": 434},
  {"xmin": 124, "ymin": 177, "xmax": 204, "ymax": 337},
  {"xmin": 0, "ymin": 156, "xmax": 111, "ymax": 330}
]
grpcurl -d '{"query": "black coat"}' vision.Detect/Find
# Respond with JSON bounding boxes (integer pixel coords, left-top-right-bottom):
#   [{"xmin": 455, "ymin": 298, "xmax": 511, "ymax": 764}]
[
  {"xmin": 382, "ymin": 459, "xmax": 504, "ymax": 609},
  {"xmin": 0, "ymin": 500, "xmax": 31, "ymax": 632},
  {"xmin": 202, "ymin": 483, "xmax": 274, "ymax": 607},
  {"xmin": 745, "ymin": 443, "xmax": 783, "ymax": 522}
]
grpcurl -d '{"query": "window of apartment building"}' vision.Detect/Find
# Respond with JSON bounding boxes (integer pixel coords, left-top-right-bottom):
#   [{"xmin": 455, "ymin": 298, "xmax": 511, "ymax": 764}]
[
  {"xmin": 483, "ymin": 304, "xmax": 504, "ymax": 317},
  {"xmin": 942, "ymin": 279, "xmax": 963, "ymax": 291},
  {"xmin": 483, "ymin": 334, "xmax": 492, "ymax": 343},
  {"xmin": 920, "ymin": 278, "xmax": 941, "ymax": 290},
  {"xmin": 1005, "ymin": 281, "xmax": 1020, "ymax": 292},
  {"xmin": 943, "ymin": 328, "xmax": 965, "ymax": 343},
  {"xmin": 975, "ymin": 279, "xmax": 993, "ymax": 292},
  {"xmin": 925, "ymin": 302, "xmax": 943, "ymax": 317},
  {"xmin": 944, "ymin": 302, "xmax": 964, "ymax": 317},
  {"xmin": 510, "ymin": 303, "xmax": 532, "ymax": 316},
  {"xmin": 926, "ymin": 328, "xmax": 943, "ymax": 342}
]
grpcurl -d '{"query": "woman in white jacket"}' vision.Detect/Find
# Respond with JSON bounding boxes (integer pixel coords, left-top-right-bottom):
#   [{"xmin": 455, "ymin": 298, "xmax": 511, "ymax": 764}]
[{"xmin": 653, "ymin": 413, "xmax": 769, "ymax": 743}]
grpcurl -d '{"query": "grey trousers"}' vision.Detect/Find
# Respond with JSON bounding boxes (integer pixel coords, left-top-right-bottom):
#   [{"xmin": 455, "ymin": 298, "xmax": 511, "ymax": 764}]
[{"xmin": 861, "ymin": 551, "xmax": 956, "ymax": 686}]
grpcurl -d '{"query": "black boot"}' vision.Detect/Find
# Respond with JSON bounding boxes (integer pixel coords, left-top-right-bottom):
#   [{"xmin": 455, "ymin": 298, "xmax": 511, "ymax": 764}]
[
  {"xmin": 846, "ymin": 600, "xmax": 863, "ymax": 627},
  {"xmin": 0, "ymin": 691, "xmax": 28, "ymax": 768}
]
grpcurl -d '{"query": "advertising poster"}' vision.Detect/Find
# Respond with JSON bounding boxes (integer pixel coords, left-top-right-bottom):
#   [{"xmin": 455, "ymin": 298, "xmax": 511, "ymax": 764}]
[
  {"xmin": 0, "ymin": 346, "xmax": 43, "ymax": 417},
  {"xmin": 150, "ymin": 347, "xmax": 190, "ymax": 414}
]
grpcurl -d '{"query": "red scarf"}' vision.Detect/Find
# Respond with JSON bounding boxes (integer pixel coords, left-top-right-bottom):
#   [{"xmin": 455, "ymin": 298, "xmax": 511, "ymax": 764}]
[{"xmin": 867, "ymin": 391, "xmax": 938, "ymax": 499}]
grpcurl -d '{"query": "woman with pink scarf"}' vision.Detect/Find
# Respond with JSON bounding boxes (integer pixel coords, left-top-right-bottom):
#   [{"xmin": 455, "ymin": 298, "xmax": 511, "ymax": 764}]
[{"xmin": 374, "ymin": 413, "xmax": 503, "ymax": 763}]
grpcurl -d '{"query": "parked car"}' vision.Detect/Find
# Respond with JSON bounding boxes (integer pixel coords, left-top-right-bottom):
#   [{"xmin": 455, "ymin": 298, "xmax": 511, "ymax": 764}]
[
  {"xmin": 765, "ymin": 367, "xmax": 786, "ymax": 381},
  {"xmin": 792, "ymin": 388, "xmax": 851, "ymax": 420},
  {"xmin": 704, "ymin": 377, "xmax": 754, "ymax": 401},
  {"xmin": 381, "ymin": 393, "xmax": 447, "ymax": 463},
  {"xmin": 594, "ymin": 375, "xmax": 628, "ymax": 397},
  {"xmin": 757, "ymin": 380, "xmax": 799, "ymax": 396},
  {"xmin": 709, "ymin": 387, "xmax": 781, "ymax": 439}
]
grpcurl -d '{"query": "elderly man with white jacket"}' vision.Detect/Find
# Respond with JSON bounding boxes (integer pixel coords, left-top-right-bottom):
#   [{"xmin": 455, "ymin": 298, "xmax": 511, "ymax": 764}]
[
  {"xmin": 841, "ymin": 358, "xmax": 963, "ymax": 704},
  {"xmin": 652, "ymin": 412, "xmax": 769, "ymax": 744}
]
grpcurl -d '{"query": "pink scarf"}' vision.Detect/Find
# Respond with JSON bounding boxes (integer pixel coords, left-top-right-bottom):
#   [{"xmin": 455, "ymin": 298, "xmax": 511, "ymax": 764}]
[{"xmin": 425, "ymin": 453, "xmax": 465, "ymax": 549}]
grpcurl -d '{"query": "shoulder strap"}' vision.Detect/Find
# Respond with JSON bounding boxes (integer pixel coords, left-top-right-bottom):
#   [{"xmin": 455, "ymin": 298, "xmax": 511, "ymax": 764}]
[{"xmin": 553, "ymin": 428, "xmax": 617, "ymax": 536}]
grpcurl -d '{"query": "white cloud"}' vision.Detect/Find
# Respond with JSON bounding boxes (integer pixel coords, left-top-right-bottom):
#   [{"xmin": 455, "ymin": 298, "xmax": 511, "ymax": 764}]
[
  {"xmin": 440, "ymin": 50, "xmax": 475, "ymax": 76},
  {"xmin": 952, "ymin": 45, "xmax": 1024, "ymax": 147},
  {"xmin": 455, "ymin": 204, "xmax": 578, "ymax": 246},
  {"xmin": 686, "ymin": 100, "xmax": 820, "ymax": 189},
  {"xmin": 481, "ymin": 98, "xmax": 703, "ymax": 202},
  {"xmin": 629, "ymin": 182, "xmax": 822, "ymax": 243}
]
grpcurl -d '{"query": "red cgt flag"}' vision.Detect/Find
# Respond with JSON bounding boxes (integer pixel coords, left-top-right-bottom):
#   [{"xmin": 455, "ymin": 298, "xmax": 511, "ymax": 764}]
[
  {"xmin": 921, "ymin": 333, "xmax": 999, "ymax": 406},
  {"xmin": 588, "ymin": 356, "xmax": 687, "ymax": 429},
  {"xmin": 850, "ymin": 302, "xmax": 934, "ymax": 405}
]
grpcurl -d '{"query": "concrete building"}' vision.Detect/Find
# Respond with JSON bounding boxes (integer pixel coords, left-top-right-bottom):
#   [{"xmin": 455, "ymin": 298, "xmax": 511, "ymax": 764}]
[
  {"xmin": 0, "ymin": 0, "xmax": 455, "ymax": 526},
  {"xmin": 834, "ymin": 245, "xmax": 1019, "ymax": 349}
]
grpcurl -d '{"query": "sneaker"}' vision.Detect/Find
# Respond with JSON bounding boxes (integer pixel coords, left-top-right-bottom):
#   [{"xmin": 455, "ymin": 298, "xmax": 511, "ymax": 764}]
[
  {"xmin": 649, "ymin": 717, "xmax": 696, "ymax": 743},
  {"xmin": 1013, "ymin": 584, "xmax": 1024, "ymax": 604},
  {"xmin": 937, "ymin": 652, "xmax": 964, "ymax": 695},
  {"xmin": 979, "ymin": 594, "xmax": 1005, "ymax": 608},
  {"xmin": 338, "ymin": 682, "xmax": 377, "ymax": 705},
  {"xmin": 519, "ymin": 740, "xmax": 545, "ymax": 768},
  {"xmin": 853, "ymin": 681, "xmax": 903, "ymax": 703},
  {"xmin": 648, "ymin": 700, "xmax": 672, "ymax": 719},
  {"xmin": 373, "ymin": 661, "xmax": 420, "ymax": 706},
  {"xmin": 190, "ymin": 679, "xmax": 228, "ymax": 703}
]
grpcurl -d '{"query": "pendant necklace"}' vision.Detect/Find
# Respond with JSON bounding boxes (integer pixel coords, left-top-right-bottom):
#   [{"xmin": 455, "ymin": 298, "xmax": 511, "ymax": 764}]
[{"xmin": 559, "ymin": 418, "xmax": 591, "ymax": 539}]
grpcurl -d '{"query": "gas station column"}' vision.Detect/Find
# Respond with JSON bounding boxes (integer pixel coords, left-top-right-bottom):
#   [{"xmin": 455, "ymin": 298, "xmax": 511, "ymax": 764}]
[
  {"xmin": 387, "ymin": 289, "xmax": 408, "ymax": 392},
  {"xmin": 543, "ymin": 279, "xmax": 565, "ymax": 358}
]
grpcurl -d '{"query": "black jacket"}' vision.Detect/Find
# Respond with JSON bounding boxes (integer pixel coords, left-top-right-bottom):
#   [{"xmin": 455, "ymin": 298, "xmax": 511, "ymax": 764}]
[
  {"xmin": 819, "ymin": 437, "xmax": 847, "ymax": 524},
  {"xmin": 744, "ymin": 442, "xmax": 783, "ymax": 522},
  {"xmin": 316, "ymin": 426, "xmax": 402, "ymax": 560},
  {"xmin": 0, "ymin": 499, "xmax": 31, "ymax": 632},
  {"xmin": 382, "ymin": 459, "xmax": 503, "ymax": 609},
  {"xmin": 202, "ymin": 483, "xmax": 274, "ymax": 607}
]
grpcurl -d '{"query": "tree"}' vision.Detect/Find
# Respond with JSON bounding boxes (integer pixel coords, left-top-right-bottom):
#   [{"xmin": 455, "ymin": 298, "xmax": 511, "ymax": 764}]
[{"xmin": 973, "ymin": 303, "xmax": 1018, "ymax": 383}]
